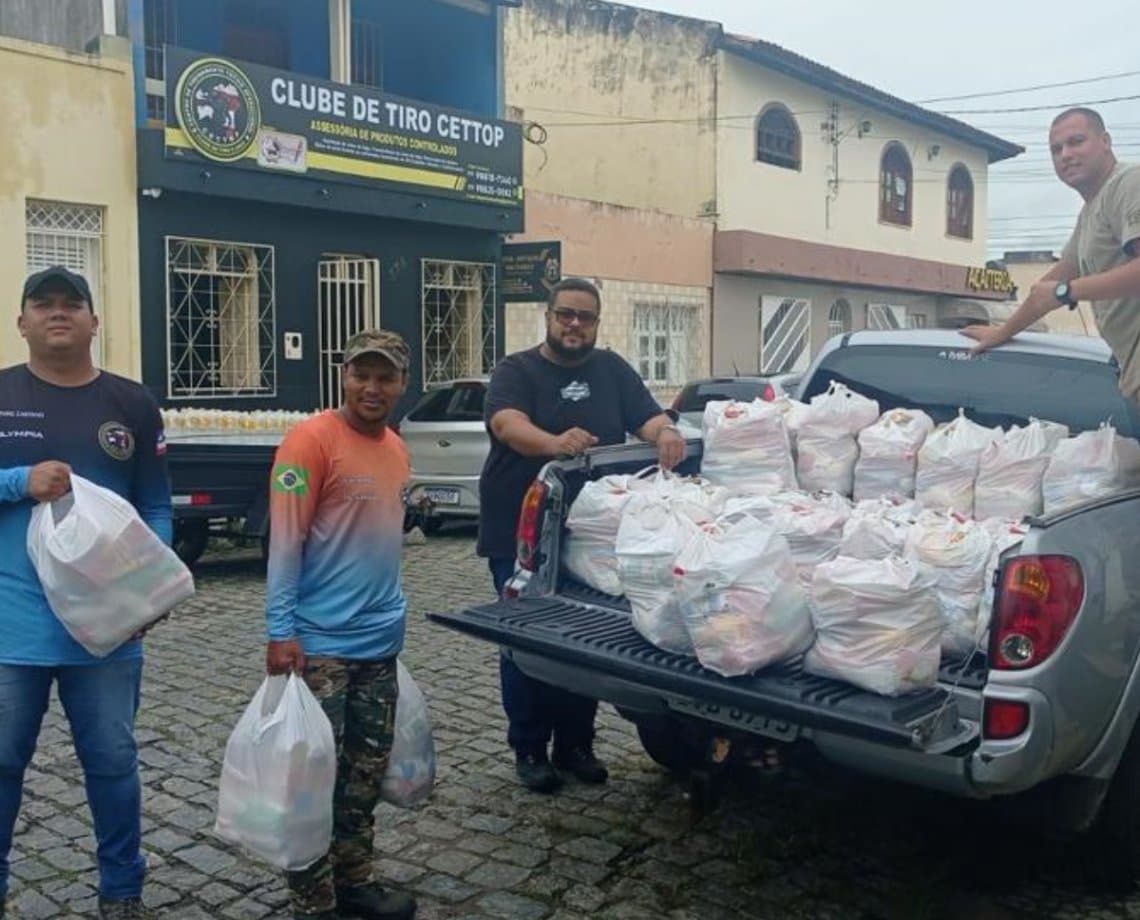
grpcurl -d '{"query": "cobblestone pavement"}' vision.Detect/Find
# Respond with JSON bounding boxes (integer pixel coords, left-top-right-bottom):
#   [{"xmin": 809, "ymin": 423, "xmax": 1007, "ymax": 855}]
[{"xmin": 8, "ymin": 526, "xmax": 1140, "ymax": 919}]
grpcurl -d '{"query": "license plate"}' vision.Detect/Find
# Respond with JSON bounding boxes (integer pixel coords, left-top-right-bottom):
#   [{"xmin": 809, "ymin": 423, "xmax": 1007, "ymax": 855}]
[
  {"xmin": 423, "ymin": 487, "xmax": 460, "ymax": 505},
  {"xmin": 666, "ymin": 696, "xmax": 800, "ymax": 743}
]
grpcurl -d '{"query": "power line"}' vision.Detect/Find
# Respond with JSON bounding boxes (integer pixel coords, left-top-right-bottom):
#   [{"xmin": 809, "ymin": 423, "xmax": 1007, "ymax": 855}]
[
  {"xmin": 916, "ymin": 70, "xmax": 1140, "ymax": 104},
  {"xmin": 939, "ymin": 93, "xmax": 1140, "ymax": 115}
]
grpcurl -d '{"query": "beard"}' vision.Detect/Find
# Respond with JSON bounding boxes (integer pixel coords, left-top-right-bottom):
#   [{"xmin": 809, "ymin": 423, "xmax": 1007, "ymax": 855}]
[{"xmin": 545, "ymin": 330, "xmax": 595, "ymax": 362}]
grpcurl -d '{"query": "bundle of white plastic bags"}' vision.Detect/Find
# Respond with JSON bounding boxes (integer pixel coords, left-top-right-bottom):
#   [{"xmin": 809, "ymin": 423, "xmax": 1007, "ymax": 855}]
[
  {"xmin": 1043, "ymin": 424, "xmax": 1140, "ymax": 514},
  {"xmin": 806, "ymin": 556, "xmax": 943, "ymax": 696},
  {"xmin": 854, "ymin": 409, "xmax": 935, "ymax": 501},
  {"xmin": 788, "ymin": 382, "xmax": 880, "ymax": 495},
  {"xmin": 26, "ymin": 475, "xmax": 196, "ymax": 656},
  {"xmin": 701, "ymin": 399, "xmax": 796, "ymax": 494},
  {"xmin": 838, "ymin": 498, "xmax": 916, "ymax": 560},
  {"xmin": 564, "ymin": 469, "xmax": 657, "ymax": 596},
  {"xmin": 904, "ymin": 511, "xmax": 993, "ymax": 655},
  {"xmin": 673, "ymin": 513, "xmax": 813, "ymax": 677},
  {"xmin": 616, "ymin": 482, "xmax": 724, "ymax": 654},
  {"xmin": 215, "ymin": 674, "xmax": 337, "ymax": 870},
  {"xmin": 915, "ymin": 411, "xmax": 1000, "ymax": 515},
  {"xmin": 974, "ymin": 419, "xmax": 1069, "ymax": 520}
]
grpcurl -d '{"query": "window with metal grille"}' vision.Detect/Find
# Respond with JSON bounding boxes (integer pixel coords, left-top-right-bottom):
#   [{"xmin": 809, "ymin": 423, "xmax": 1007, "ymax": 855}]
[
  {"xmin": 755, "ymin": 104, "xmax": 801, "ymax": 170},
  {"xmin": 421, "ymin": 260, "xmax": 496, "ymax": 386},
  {"xmin": 907, "ymin": 312, "xmax": 928, "ymax": 329},
  {"xmin": 350, "ymin": 15, "xmax": 383, "ymax": 88},
  {"xmin": 633, "ymin": 302, "xmax": 700, "ymax": 388},
  {"xmin": 946, "ymin": 164, "xmax": 974, "ymax": 239},
  {"xmin": 26, "ymin": 200, "xmax": 105, "ymax": 361},
  {"xmin": 144, "ymin": 0, "xmax": 179, "ymax": 122},
  {"xmin": 166, "ymin": 237, "xmax": 276, "ymax": 398},
  {"xmin": 758, "ymin": 297, "xmax": 810, "ymax": 374},
  {"xmin": 879, "ymin": 142, "xmax": 913, "ymax": 227},
  {"xmin": 867, "ymin": 303, "xmax": 906, "ymax": 330},
  {"xmin": 827, "ymin": 298, "xmax": 852, "ymax": 339}
]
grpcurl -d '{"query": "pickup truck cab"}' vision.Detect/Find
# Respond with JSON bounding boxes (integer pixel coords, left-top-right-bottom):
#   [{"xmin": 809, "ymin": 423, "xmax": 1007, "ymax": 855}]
[{"xmin": 430, "ymin": 330, "xmax": 1140, "ymax": 878}]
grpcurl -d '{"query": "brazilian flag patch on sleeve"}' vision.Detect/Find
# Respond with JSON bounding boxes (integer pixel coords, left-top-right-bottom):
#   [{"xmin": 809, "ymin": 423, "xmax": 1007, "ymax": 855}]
[{"xmin": 272, "ymin": 463, "xmax": 310, "ymax": 495}]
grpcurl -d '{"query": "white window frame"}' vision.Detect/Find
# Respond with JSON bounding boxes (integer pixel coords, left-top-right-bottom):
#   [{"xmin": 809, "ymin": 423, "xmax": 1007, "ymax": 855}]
[
  {"xmin": 421, "ymin": 259, "xmax": 497, "ymax": 387},
  {"xmin": 633, "ymin": 301, "xmax": 700, "ymax": 389},
  {"xmin": 165, "ymin": 236, "xmax": 277, "ymax": 399},
  {"xmin": 25, "ymin": 199, "xmax": 105, "ymax": 365}
]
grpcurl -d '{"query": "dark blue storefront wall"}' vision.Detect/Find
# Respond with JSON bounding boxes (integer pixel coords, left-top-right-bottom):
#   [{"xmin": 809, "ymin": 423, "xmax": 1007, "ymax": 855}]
[
  {"xmin": 138, "ymin": 191, "xmax": 501, "ymax": 413},
  {"xmin": 170, "ymin": 0, "xmax": 330, "ymax": 76},
  {"xmin": 352, "ymin": 0, "xmax": 497, "ymax": 116},
  {"xmin": 160, "ymin": 0, "xmax": 495, "ymax": 113}
]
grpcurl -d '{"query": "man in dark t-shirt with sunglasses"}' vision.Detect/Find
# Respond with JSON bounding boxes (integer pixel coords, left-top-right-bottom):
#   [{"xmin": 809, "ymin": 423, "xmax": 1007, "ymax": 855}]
[{"xmin": 477, "ymin": 277, "xmax": 685, "ymax": 793}]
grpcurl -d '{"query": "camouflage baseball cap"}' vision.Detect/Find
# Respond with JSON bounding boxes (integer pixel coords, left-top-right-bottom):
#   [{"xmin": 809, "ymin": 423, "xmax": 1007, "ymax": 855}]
[{"xmin": 342, "ymin": 329, "xmax": 410, "ymax": 371}]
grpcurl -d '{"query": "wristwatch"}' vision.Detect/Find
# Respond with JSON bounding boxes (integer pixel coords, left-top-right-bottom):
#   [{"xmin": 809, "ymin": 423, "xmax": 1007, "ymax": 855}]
[{"xmin": 1054, "ymin": 281, "xmax": 1078, "ymax": 310}]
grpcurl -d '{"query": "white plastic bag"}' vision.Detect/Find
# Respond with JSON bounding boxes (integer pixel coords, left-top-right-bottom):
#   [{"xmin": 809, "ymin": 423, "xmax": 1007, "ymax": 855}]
[
  {"xmin": 786, "ymin": 383, "xmax": 879, "ymax": 497},
  {"xmin": 26, "ymin": 475, "xmax": 196, "ymax": 656},
  {"xmin": 214, "ymin": 674, "xmax": 337, "ymax": 870},
  {"xmin": 749, "ymin": 491, "xmax": 851, "ymax": 589},
  {"xmin": 381, "ymin": 662, "xmax": 436, "ymax": 808},
  {"xmin": 975, "ymin": 419, "xmax": 1069, "ymax": 521},
  {"xmin": 1043, "ymin": 425, "xmax": 1140, "ymax": 514},
  {"xmin": 790, "ymin": 381, "xmax": 881, "ymax": 437},
  {"xmin": 564, "ymin": 468, "xmax": 658, "ymax": 595},
  {"xmin": 915, "ymin": 410, "xmax": 1000, "ymax": 516},
  {"xmin": 616, "ymin": 496, "xmax": 713, "ymax": 654},
  {"xmin": 904, "ymin": 511, "xmax": 993, "ymax": 656},
  {"xmin": 701, "ymin": 399, "xmax": 797, "ymax": 494},
  {"xmin": 806, "ymin": 556, "xmax": 943, "ymax": 697},
  {"xmin": 794, "ymin": 434, "xmax": 859, "ymax": 497},
  {"xmin": 673, "ymin": 514, "xmax": 813, "ymax": 677},
  {"xmin": 839, "ymin": 500, "xmax": 913, "ymax": 560},
  {"xmin": 854, "ymin": 409, "xmax": 935, "ymax": 501}
]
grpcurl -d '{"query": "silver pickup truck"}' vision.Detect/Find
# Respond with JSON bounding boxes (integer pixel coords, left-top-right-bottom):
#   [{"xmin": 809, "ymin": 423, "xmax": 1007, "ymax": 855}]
[{"xmin": 430, "ymin": 330, "xmax": 1140, "ymax": 878}]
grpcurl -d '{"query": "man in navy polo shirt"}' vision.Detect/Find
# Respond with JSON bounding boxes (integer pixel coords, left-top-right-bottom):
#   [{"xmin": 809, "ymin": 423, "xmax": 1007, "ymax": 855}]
[{"xmin": 0, "ymin": 267, "xmax": 171, "ymax": 920}]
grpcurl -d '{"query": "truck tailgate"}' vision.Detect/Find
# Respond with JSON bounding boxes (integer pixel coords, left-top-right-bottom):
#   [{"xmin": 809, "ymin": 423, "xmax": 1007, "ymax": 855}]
[{"xmin": 429, "ymin": 591, "xmax": 977, "ymax": 752}]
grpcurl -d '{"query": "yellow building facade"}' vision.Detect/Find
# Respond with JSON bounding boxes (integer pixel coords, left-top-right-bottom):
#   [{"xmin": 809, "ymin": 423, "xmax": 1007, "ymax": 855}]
[{"xmin": 0, "ymin": 34, "xmax": 140, "ymax": 376}]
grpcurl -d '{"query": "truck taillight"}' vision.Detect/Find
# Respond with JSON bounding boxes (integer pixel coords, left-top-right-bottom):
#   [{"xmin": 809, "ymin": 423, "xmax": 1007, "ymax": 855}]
[
  {"xmin": 990, "ymin": 556, "xmax": 1084, "ymax": 670},
  {"xmin": 516, "ymin": 480, "xmax": 549, "ymax": 572},
  {"xmin": 983, "ymin": 699, "xmax": 1030, "ymax": 739}
]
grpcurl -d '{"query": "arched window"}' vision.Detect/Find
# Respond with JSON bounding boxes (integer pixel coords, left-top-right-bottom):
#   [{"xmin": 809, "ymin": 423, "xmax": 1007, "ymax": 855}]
[
  {"xmin": 946, "ymin": 164, "xmax": 974, "ymax": 239},
  {"xmin": 879, "ymin": 143, "xmax": 912, "ymax": 227},
  {"xmin": 827, "ymin": 298, "xmax": 852, "ymax": 338},
  {"xmin": 755, "ymin": 103, "xmax": 801, "ymax": 170}
]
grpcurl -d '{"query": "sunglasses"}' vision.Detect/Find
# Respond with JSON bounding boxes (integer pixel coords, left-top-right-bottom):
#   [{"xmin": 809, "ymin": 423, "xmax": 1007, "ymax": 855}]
[{"xmin": 549, "ymin": 307, "xmax": 600, "ymax": 328}]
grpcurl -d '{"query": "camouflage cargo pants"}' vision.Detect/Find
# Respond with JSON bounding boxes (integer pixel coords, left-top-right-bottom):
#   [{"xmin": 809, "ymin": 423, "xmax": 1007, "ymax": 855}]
[{"xmin": 286, "ymin": 656, "xmax": 399, "ymax": 915}]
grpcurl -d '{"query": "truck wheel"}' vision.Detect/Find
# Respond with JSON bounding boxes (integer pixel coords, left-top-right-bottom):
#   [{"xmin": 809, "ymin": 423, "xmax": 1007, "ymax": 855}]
[
  {"xmin": 1092, "ymin": 721, "xmax": 1140, "ymax": 883},
  {"xmin": 174, "ymin": 520, "xmax": 210, "ymax": 567},
  {"xmin": 634, "ymin": 717, "xmax": 705, "ymax": 776}
]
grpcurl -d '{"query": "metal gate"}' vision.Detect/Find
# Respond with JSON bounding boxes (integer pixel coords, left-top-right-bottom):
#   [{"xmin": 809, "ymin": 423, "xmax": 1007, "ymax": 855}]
[
  {"xmin": 318, "ymin": 257, "xmax": 381, "ymax": 409},
  {"xmin": 758, "ymin": 296, "xmax": 810, "ymax": 374},
  {"xmin": 867, "ymin": 303, "xmax": 907, "ymax": 330}
]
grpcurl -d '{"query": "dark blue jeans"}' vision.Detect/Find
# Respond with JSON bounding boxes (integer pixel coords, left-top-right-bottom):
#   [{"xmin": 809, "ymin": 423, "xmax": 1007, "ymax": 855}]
[
  {"xmin": 489, "ymin": 557, "xmax": 597, "ymax": 756},
  {"xmin": 0, "ymin": 658, "xmax": 145, "ymax": 901}
]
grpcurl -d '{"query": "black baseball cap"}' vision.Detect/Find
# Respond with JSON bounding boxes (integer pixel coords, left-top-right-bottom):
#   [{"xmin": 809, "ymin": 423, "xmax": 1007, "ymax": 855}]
[{"xmin": 21, "ymin": 266, "xmax": 94, "ymax": 307}]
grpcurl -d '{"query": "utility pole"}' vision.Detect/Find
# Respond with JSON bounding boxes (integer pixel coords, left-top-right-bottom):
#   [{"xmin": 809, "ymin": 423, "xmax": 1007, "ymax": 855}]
[{"xmin": 823, "ymin": 100, "xmax": 840, "ymax": 230}]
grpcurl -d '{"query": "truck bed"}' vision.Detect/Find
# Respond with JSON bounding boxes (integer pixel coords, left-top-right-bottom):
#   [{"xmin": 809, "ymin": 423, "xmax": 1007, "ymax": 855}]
[{"xmin": 429, "ymin": 576, "xmax": 983, "ymax": 752}]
